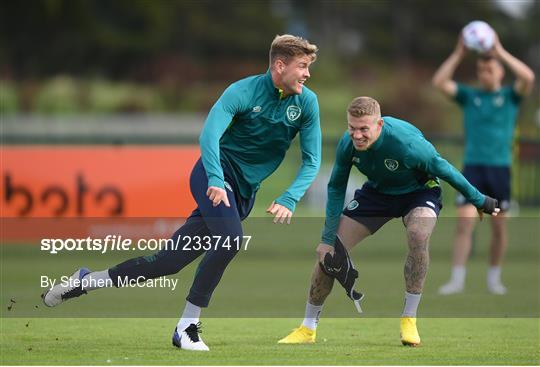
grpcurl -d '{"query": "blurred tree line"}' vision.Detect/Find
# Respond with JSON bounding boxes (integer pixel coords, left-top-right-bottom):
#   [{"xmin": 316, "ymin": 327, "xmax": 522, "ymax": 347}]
[
  {"xmin": 1, "ymin": 0, "xmax": 537, "ymax": 79},
  {"xmin": 0, "ymin": 0, "xmax": 538, "ymax": 135}
]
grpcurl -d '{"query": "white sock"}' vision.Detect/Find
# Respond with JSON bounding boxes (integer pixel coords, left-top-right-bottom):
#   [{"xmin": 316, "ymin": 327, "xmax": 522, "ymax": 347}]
[
  {"xmin": 301, "ymin": 302, "xmax": 323, "ymax": 330},
  {"xmin": 450, "ymin": 265, "xmax": 466, "ymax": 285},
  {"xmin": 487, "ymin": 266, "xmax": 502, "ymax": 285},
  {"xmin": 82, "ymin": 270, "xmax": 113, "ymax": 291},
  {"xmin": 177, "ymin": 301, "xmax": 201, "ymax": 331},
  {"xmin": 402, "ymin": 292, "xmax": 422, "ymax": 317}
]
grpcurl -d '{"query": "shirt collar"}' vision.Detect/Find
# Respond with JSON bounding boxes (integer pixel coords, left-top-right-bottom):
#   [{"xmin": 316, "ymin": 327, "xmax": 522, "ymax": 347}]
[
  {"xmin": 264, "ymin": 69, "xmax": 286, "ymax": 99},
  {"xmin": 369, "ymin": 119, "xmax": 386, "ymax": 151}
]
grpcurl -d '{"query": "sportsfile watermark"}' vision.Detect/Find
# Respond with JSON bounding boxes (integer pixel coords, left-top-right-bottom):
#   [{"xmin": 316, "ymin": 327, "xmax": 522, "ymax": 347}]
[
  {"xmin": 40, "ymin": 235, "xmax": 253, "ymax": 254},
  {"xmin": 41, "ymin": 275, "xmax": 180, "ymax": 291},
  {"xmin": 2, "ymin": 217, "xmax": 538, "ymax": 318}
]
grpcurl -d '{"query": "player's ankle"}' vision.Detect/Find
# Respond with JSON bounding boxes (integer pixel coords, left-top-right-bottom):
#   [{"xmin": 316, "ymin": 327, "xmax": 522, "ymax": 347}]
[{"xmin": 302, "ymin": 302, "xmax": 322, "ymax": 330}]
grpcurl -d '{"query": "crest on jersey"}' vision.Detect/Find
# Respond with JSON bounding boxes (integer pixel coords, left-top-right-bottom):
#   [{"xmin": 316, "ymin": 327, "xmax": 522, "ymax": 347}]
[
  {"xmin": 347, "ymin": 200, "xmax": 359, "ymax": 211},
  {"xmin": 384, "ymin": 159, "xmax": 399, "ymax": 171},
  {"xmin": 493, "ymin": 96, "xmax": 504, "ymax": 107},
  {"xmin": 286, "ymin": 105, "xmax": 301, "ymax": 121}
]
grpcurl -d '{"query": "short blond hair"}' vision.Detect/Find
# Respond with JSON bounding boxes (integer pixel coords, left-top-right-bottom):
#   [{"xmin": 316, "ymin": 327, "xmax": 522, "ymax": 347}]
[
  {"xmin": 269, "ymin": 34, "xmax": 318, "ymax": 66},
  {"xmin": 347, "ymin": 96, "xmax": 381, "ymax": 118}
]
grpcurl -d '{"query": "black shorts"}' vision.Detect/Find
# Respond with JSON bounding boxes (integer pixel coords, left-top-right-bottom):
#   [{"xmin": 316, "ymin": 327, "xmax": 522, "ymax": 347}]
[
  {"xmin": 456, "ymin": 165, "xmax": 510, "ymax": 211},
  {"xmin": 343, "ymin": 184, "xmax": 442, "ymax": 234}
]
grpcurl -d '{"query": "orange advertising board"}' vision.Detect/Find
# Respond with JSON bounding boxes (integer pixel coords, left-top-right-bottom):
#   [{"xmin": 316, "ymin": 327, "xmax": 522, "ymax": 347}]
[{"xmin": 1, "ymin": 146, "xmax": 200, "ymax": 218}]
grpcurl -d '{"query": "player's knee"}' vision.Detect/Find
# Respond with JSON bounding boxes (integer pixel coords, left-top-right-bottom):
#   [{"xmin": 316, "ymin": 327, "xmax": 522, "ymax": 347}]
[
  {"xmin": 227, "ymin": 227, "xmax": 243, "ymax": 245},
  {"xmin": 456, "ymin": 219, "xmax": 476, "ymax": 235},
  {"xmin": 407, "ymin": 229, "xmax": 430, "ymax": 250},
  {"xmin": 491, "ymin": 225, "xmax": 506, "ymax": 239},
  {"xmin": 210, "ymin": 228, "xmax": 243, "ymax": 261}
]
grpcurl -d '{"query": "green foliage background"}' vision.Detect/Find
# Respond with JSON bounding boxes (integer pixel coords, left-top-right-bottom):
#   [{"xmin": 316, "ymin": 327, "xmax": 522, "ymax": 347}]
[{"xmin": 1, "ymin": 0, "xmax": 538, "ymax": 137}]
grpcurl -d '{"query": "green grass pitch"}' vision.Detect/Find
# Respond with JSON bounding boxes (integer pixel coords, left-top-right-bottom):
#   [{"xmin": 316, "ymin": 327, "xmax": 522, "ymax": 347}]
[
  {"xmin": 1, "ymin": 317, "xmax": 538, "ymax": 365},
  {"xmin": 1, "ymin": 217, "xmax": 539, "ymax": 364}
]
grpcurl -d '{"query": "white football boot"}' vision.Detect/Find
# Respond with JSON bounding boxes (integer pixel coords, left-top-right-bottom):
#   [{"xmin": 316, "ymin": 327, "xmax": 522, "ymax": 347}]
[
  {"xmin": 172, "ymin": 322, "xmax": 209, "ymax": 351},
  {"xmin": 488, "ymin": 281, "xmax": 507, "ymax": 295},
  {"xmin": 42, "ymin": 268, "xmax": 91, "ymax": 307},
  {"xmin": 438, "ymin": 281, "xmax": 464, "ymax": 295}
]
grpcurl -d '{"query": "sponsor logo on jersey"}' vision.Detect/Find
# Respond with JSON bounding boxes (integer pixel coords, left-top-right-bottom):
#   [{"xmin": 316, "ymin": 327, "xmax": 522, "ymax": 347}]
[
  {"xmin": 384, "ymin": 159, "xmax": 399, "ymax": 171},
  {"xmin": 493, "ymin": 95, "xmax": 504, "ymax": 107},
  {"xmin": 347, "ymin": 200, "xmax": 359, "ymax": 211},
  {"xmin": 252, "ymin": 106, "xmax": 262, "ymax": 113},
  {"xmin": 286, "ymin": 105, "xmax": 301, "ymax": 121}
]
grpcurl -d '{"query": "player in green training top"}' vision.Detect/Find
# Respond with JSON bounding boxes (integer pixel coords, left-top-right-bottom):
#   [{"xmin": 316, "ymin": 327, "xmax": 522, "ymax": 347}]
[
  {"xmin": 42, "ymin": 35, "xmax": 321, "ymax": 351},
  {"xmin": 432, "ymin": 31, "xmax": 535, "ymax": 295},
  {"xmin": 278, "ymin": 96, "xmax": 499, "ymax": 347}
]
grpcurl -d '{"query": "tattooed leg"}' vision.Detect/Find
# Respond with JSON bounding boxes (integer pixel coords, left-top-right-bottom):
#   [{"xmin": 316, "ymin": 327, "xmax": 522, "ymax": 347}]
[
  {"xmin": 403, "ymin": 207, "xmax": 437, "ymax": 294},
  {"xmin": 285, "ymin": 216, "xmax": 372, "ymax": 336},
  {"xmin": 308, "ymin": 216, "xmax": 371, "ymax": 305},
  {"xmin": 308, "ymin": 260, "xmax": 335, "ymax": 306}
]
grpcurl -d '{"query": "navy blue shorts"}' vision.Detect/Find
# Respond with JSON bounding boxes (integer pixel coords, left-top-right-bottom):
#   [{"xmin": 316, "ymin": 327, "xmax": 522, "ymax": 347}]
[
  {"xmin": 456, "ymin": 165, "xmax": 510, "ymax": 211},
  {"xmin": 342, "ymin": 184, "xmax": 442, "ymax": 234},
  {"xmin": 188, "ymin": 158, "xmax": 255, "ymax": 222}
]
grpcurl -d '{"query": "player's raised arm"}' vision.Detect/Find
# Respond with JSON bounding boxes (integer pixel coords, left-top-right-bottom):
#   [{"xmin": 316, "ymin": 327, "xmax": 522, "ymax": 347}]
[
  {"xmin": 432, "ymin": 36, "xmax": 467, "ymax": 98},
  {"xmin": 490, "ymin": 32, "xmax": 535, "ymax": 97}
]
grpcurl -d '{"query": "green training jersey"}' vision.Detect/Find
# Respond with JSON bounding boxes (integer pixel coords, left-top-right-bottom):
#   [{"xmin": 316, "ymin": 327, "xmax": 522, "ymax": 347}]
[
  {"xmin": 455, "ymin": 84, "xmax": 521, "ymax": 167},
  {"xmin": 199, "ymin": 70, "xmax": 321, "ymax": 212},
  {"xmin": 321, "ymin": 116, "xmax": 485, "ymax": 245}
]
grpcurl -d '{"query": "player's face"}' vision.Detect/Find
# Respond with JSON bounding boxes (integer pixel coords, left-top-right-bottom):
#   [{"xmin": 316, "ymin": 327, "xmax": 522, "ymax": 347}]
[
  {"xmin": 477, "ymin": 59, "xmax": 504, "ymax": 90},
  {"xmin": 277, "ymin": 55, "xmax": 313, "ymax": 96},
  {"xmin": 347, "ymin": 114, "xmax": 384, "ymax": 151}
]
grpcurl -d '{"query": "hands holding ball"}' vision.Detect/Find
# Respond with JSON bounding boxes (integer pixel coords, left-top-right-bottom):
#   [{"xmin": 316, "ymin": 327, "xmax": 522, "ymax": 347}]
[
  {"xmin": 453, "ymin": 20, "xmax": 506, "ymax": 61},
  {"xmin": 462, "ymin": 21, "xmax": 495, "ymax": 53}
]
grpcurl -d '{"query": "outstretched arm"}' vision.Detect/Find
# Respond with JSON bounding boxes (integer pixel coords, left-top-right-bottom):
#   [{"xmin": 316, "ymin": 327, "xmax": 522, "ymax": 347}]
[
  {"xmin": 428, "ymin": 154, "xmax": 499, "ymax": 218},
  {"xmin": 321, "ymin": 135, "xmax": 353, "ymax": 246},
  {"xmin": 273, "ymin": 98, "xmax": 322, "ymax": 217},
  {"xmin": 491, "ymin": 33, "xmax": 535, "ymax": 97},
  {"xmin": 405, "ymin": 140, "xmax": 499, "ymax": 217},
  {"xmin": 432, "ymin": 35, "xmax": 467, "ymax": 98}
]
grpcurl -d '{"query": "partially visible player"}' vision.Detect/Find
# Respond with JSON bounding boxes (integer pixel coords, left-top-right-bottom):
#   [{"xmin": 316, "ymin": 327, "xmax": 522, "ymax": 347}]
[
  {"xmin": 432, "ymin": 31, "xmax": 535, "ymax": 295},
  {"xmin": 42, "ymin": 34, "xmax": 322, "ymax": 351},
  {"xmin": 278, "ymin": 96, "xmax": 499, "ymax": 347}
]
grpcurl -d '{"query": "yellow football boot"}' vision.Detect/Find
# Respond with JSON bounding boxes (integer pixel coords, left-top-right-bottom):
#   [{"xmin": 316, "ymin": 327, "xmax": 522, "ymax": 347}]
[
  {"xmin": 400, "ymin": 317, "xmax": 421, "ymax": 347},
  {"xmin": 278, "ymin": 325, "xmax": 316, "ymax": 344}
]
